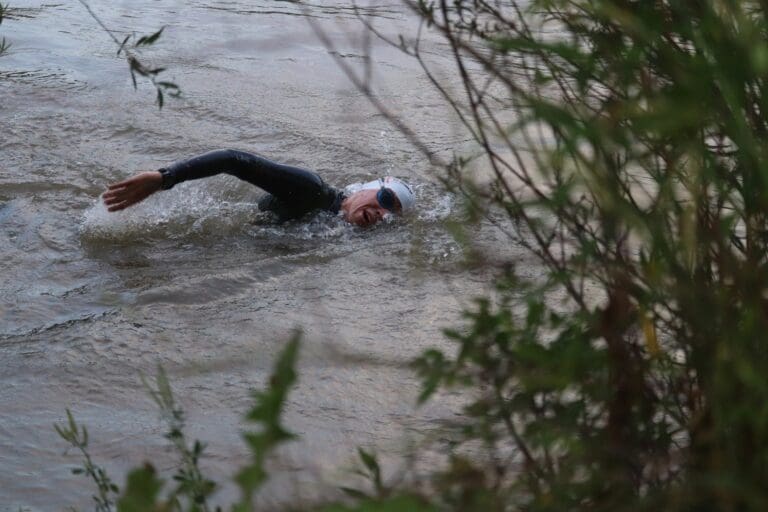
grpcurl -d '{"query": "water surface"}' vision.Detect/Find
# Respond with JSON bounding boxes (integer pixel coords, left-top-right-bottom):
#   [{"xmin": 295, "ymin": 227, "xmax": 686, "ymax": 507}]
[{"xmin": 0, "ymin": 1, "xmax": 516, "ymax": 509}]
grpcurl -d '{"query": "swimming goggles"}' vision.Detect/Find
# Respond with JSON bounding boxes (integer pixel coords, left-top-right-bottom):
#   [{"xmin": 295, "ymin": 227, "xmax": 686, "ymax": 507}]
[{"xmin": 376, "ymin": 187, "xmax": 401, "ymax": 212}]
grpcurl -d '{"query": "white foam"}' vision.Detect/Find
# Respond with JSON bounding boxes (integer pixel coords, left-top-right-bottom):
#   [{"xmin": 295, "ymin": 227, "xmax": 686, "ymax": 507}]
[
  {"xmin": 416, "ymin": 186, "xmax": 454, "ymax": 222},
  {"xmin": 80, "ymin": 182, "xmax": 259, "ymax": 243}
]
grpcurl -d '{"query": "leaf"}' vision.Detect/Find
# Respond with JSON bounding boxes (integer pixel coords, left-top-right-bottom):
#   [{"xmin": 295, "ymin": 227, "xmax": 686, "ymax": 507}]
[
  {"xmin": 339, "ymin": 486, "xmax": 369, "ymax": 499},
  {"xmin": 67, "ymin": 409, "xmax": 77, "ymax": 436},
  {"xmin": 54, "ymin": 423, "xmax": 69, "ymax": 443},
  {"xmin": 135, "ymin": 26, "xmax": 165, "ymax": 47},
  {"xmin": 412, "ymin": 350, "xmax": 447, "ymax": 404},
  {"xmin": 641, "ymin": 313, "xmax": 660, "ymax": 357},
  {"xmin": 235, "ymin": 464, "xmax": 267, "ymax": 496},
  {"xmin": 116, "ymin": 465, "xmax": 163, "ymax": 512},
  {"xmin": 235, "ymin": 333, "xmax": 301, "ymax": 506},
  {"xmin": 357, "ymin": 448, "xmax": 379, "ymax": 475},
  {"xmin": 357, "ymin": 448, "xmax": 383, "ymax": 493}
]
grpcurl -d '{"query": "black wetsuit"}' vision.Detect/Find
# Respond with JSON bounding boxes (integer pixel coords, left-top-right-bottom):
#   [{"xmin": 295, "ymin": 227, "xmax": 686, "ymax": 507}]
[{"xmin": 158, "ymin": 149, "xmax": 345, "ymax": 220}]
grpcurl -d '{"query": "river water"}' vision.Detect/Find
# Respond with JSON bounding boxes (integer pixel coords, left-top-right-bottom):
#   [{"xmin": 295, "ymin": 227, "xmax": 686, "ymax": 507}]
[{"xmin": 0, "ymin": 1, "xmax": 518, "ymax": 509}]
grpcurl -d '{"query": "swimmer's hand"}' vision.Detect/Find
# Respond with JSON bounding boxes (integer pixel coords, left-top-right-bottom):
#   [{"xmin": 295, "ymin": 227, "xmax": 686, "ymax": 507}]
[{"xmin": 103, "ymin": 171, "xmax": 162, "ymax": 212}]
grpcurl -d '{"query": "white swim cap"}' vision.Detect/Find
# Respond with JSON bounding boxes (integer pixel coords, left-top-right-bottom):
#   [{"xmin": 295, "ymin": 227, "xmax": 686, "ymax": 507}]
[{"xmin": 360, "ymin": 176, "xmax": 416, "ymax": 212}]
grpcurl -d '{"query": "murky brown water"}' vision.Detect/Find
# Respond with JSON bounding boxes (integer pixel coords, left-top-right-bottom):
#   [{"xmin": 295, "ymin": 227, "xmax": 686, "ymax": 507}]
[{"xmin": 0, "ymin": 1, "xmax": 519, "ymax": 509}]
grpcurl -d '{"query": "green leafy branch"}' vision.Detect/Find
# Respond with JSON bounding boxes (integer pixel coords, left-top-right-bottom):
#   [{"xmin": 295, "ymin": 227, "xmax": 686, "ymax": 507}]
[
  {"xmin": 76, "ymin": 0, "xmax": 180, "ymax": 108},
  {"xmin": 57, "ymin": 335, "xmax": 303, "ymax": 511},
  {"xmin": 55, "ymin": 409, "xmax": 120, "ymax": 512},
  {"xmin": 339, "ymin": 448, "xmax": 387, "ymax": 500},
  {"xmin": 142, "ymin": 366, "xmax": 217, "ymax": 511},
  {"xmin": 235, "ymin": 331, "xmax": 301, "ymax": 511}
]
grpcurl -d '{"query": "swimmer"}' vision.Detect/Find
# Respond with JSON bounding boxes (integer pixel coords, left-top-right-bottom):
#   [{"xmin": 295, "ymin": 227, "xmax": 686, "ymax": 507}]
[{"xmin": 102, "ymin": 149, "xmax": 415, "ymax": 227}]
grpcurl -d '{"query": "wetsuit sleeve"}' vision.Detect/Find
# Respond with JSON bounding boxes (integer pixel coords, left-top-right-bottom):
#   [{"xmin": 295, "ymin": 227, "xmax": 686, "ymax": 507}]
[{"xmin": 159, "ymin": 149, "xmax": 326, "ymax": 201}]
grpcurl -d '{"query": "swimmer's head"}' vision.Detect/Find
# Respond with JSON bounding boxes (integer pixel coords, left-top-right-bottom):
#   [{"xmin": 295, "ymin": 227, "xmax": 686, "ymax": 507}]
[{"xmin": 341, "ymin": 177, "xmax": 415, "ymax": 227}]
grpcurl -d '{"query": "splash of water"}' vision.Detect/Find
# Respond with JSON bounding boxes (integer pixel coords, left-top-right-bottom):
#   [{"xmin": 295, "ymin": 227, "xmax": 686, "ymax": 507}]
[
  {"xmin": 81, "ymin": 178, "xmax": 455, "ymax": 245},
  {"xmin": 79, "ymin": 182, "xmax": 259, "ymax": 243}
]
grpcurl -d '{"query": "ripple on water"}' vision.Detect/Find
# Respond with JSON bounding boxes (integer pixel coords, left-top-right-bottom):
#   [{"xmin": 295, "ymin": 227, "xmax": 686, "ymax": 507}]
[
  {"xmin": 0, "ymin": 69, "xmax": 90, "ymax": 92},
  {"xmin": 192, "ymin": 1, "xmax": 403, "ymax": 21},
  {"xmin": 3, "ymin": 5, "xmax": 46, "ymax": 20}
]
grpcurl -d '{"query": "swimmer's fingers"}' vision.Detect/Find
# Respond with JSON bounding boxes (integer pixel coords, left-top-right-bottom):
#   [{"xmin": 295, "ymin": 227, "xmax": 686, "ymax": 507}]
[
  {"xmin": 102, "ymin": 186, "xmax": 136, "ymax": 205},
  {"xmin": 104, "ymin": 193, "xmax": 149, "ymax": 211},
  {"xmin": 106, "ymin": 178, "xmax": 138, "ymax": 192},
  {"xmin": 103, "ymin": 171, "xmax": 162, "ymax": 212},
  {"xmin": 102, "ymin": 188, "xmax": 128, "ymax": 201},
  {"xmin": 102, "ymin": 191, "xmax": 131, "ymax": 207},
  {"xmin": 103, "ymin": 188, "xmax": 153, "ymax": 209},
  {"xmin": 102, "ymin": 193, "xmax": 132, "ymax": 211},
  {"xmin": 102, "ymin": 187, "xmax": 139, "ymax": 201},
  {"xmin": 106, "ymin": 200, "xmax": 131, "ymax": 212}
]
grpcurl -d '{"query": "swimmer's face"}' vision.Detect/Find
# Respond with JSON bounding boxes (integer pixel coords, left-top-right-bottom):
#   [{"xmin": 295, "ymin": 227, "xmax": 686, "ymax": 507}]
[{"xmin": 341, "ymin": 189, "xmax": 394, "ymax": 227}]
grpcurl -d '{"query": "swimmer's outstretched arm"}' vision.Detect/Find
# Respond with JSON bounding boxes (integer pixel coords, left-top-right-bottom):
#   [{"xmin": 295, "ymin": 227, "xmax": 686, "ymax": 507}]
[{"xmin": 103, "ymin": 149, "xmax": 326, "ymax": 212}]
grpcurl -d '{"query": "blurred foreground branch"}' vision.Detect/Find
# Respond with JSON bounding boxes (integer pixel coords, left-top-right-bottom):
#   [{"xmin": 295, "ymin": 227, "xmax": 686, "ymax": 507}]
[
  {"xmin": 336, "ymin": 1, "xmax": 768, "ymax": 510},
  {"xmin": 76, "ymin": 0, "xmax": 180, "ymax": 108}
]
